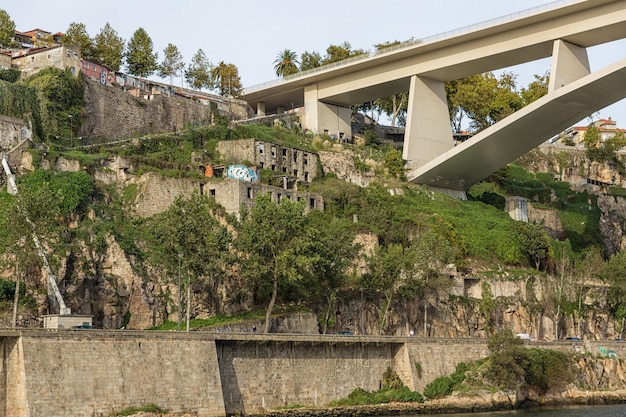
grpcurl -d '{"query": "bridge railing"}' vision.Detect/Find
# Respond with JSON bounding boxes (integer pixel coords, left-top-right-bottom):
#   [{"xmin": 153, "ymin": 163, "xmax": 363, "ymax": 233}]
[{"xmin": 243, "ymin": 0, "xmax": 578, "ymax": 95}]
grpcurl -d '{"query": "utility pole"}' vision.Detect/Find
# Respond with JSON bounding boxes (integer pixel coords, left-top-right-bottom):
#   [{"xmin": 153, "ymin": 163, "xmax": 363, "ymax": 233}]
[{"xmin": 177, "ymin": 253, "xmax": 182, "ymax": 331}]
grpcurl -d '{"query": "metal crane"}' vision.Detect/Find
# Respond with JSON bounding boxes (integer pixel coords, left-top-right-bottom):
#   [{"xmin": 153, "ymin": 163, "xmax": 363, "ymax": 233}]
[{"xmin": 2, "ymin": 153, "xmax": 71, "ymax": 315}]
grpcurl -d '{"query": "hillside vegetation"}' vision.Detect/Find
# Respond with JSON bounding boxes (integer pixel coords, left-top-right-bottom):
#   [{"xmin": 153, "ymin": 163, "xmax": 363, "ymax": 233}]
[{"xmin": 0, "ymin": 67, "xmax": 625, "ymax": 340}]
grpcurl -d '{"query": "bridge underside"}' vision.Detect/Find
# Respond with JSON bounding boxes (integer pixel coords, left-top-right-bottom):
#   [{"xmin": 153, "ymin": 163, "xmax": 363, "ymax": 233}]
[
  {"xmin": 241, "ymin": 0, "xmax": 626, "ymax": 194},
  {"xmin": 407, "ymin": 56, "xmax": 626, "ymax": 191}
]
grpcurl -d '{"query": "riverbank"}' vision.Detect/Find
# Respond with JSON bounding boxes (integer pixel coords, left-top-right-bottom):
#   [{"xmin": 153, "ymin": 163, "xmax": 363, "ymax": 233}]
[{"xmin": 124, "ymin": 388, "xmax": 626, "ymax": 417}]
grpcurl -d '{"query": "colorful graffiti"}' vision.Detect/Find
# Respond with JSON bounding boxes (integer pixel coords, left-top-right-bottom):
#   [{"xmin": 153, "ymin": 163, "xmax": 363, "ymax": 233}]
[
  {"xmin": 597, "ymin": 346, "xmax": 618, "ymax": 358},
  {"xmin": 227, "ymin": 165, "xmax": 259, "ymax": 182}
]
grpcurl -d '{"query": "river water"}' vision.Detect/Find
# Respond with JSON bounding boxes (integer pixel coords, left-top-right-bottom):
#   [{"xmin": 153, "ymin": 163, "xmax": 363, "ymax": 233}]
[{"xmin": 428, "ymin": 404, "xmax": 626, "ymax": 416}]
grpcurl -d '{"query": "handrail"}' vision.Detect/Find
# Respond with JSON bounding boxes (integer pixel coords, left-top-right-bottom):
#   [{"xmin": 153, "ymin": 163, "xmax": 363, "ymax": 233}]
[{"xmin": 243, "ymin": 0, "xmax": 579, "ymax": 94}]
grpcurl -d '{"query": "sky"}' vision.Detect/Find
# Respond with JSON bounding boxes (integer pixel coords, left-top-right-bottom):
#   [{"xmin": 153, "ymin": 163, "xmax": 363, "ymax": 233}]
[{"xmin": 3, "ymin": 0, "xmax": 626, "ymax": 127}]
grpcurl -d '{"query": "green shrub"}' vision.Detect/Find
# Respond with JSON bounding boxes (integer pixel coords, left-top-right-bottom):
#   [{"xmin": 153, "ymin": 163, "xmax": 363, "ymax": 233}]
[
  {"xmin": 0, "ymin": 69, "xmax": 20, "ymax": 83},
  {"xmin": 108, "ymin": 404, "xmax": 166, "ymax": 416},
  {"xmin": 423, "ymin": 376, "xmax": 454, "ymax": 399}
]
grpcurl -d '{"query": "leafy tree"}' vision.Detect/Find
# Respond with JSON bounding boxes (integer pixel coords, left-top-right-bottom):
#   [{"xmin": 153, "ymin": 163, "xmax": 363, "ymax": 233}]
[
  {"xmin": 297, "ymin": 212, "xmax": 359, "ymax": 333},
  {"xmin": 125, "ymin": 28, "xmax": 158, "ymax": 77},
  {"xmin": 515, "ymin": 221, "xmax": 552, "ymax": 270},
  {"xmin": 148, "ymin": 193, "xmax": 231, "ymax": 322},
  {"xmin": 20, "ymin": 170, "xmax": 94, "ymax": 218},
  {"xmin": 521, "ymin": 72, "xmax": 549, "ymax": 105},
  {"xmin": 0, "ymin": 9, "xmax": 16, "ymax": 48},
  {"xmin": 159, "ymin": 43, "xmax": 184, "ymax": 86},
  {"xmin": 448, "ymin": 72, "xmax": 523, "ymax": 132},
  {"xmin": 93, "ymin": 23, "xmax": 125, "ymax": 71},
  {"xmin": 383, "ymin": 148, "xmax": 405, "ymax": 180},
  {"xmin": 234, "ymin": 194, "xmax": 308, "ymax": 333},
  {"xmin": 550, "ymin": 239, "xmax": 575, "ymax": 340},
  {"xmin": 185, "ymin": 49, "xmax": 213, "ymax": 91},
  {"xmin": 364, "ymin": 243, "xmax": 415, "ymax": 334},
  {"xmin": 210, "ymin": 61, "xmax": 243, "ymax": 97},
  {"xmin": 274, "ymin": 49, "xmax": 300, "ymax": 77},
  {"xmin": 323, "ymin": 42, "xmax": 366, "ymax": 64},
  {"xmin": 299, "ymin": 50, "xmax": 322, "ymax": 71},
  {"xmin": 583, "ymin": 122, "xmax": 600, "ymax": 149},
  {"xmin": 62, "ymin": 22, "xmax": 95, "ymax": 61}
]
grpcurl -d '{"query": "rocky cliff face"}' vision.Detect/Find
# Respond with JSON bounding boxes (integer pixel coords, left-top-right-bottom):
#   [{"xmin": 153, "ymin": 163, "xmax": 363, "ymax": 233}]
[{"xmin": 598, "ymin": 194, "xmax": 626, "ymax": 256}]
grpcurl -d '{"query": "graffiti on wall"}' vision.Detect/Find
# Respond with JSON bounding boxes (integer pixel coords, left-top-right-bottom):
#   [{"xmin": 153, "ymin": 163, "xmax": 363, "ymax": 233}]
[{"xmin": 227, "ymin": 165, "xmax": 259, "ymax": 182}]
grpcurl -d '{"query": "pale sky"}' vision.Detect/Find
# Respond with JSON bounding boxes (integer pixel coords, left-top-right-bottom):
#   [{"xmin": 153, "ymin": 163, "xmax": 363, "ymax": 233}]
[{"xmin": 3, "ymin": 0, "xmax": 626, "ymax": 126}]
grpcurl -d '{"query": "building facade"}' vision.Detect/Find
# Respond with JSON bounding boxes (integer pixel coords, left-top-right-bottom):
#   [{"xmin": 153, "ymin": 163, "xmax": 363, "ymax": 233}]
[{"xmin": 217, "ymin": 139, "xmax": 319, "ymax": 184}]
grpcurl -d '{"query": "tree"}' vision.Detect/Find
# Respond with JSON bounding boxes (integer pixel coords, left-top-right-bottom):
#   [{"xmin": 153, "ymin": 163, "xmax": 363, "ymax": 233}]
[
  {"xmin": 583, "ymin": 122, "xmax": 600, "ymax": 149},
  {"xmin": 383, "ymin": 148, "xmax": 406, "ymax": 180},
  {"xmin": 521, "ymin": 72, "xmax": 549, "ymax": 105},
  {"xmin": 515, "ymin": 222, "xmax": 552, "ymax": 270},
  {"xmin": 297, "ymin": 212, "xmax": 359, "ymax": 334},
  {"xmin": 323, "ymin": 42, "xmax": 366, "ymax": 64},
  {"xmin": 299, "ymin": 51, "xmax": 322, "ymax": 71},
  {"xmin": 274, "ymin": 49, "xmax": 300, "ymax": 77},
  {"xmin": 148, "ymin": 193, "xmax": 231, "ymax": 326},
  {"xmin": 364, "ymin": 243, "xmax": 415, "ymax": 334},
  {"xmin": 210, "ymin": 61, "xmax": 243, "ymax": 97},
  {"xmin": 235, "ymin": 194, "xmax": 308, "ymax": 333},
  {"xmin": 447, "ymin": 72, "xmax": 523, "ymax": 132},
  {"xmin": 93, "ymin": 23, "xmax": 125, "ymax": 71},
  {"xmin": 185, "ymin": 49, "xmax": 213, "ymax": 91},
  {"xmin": 0, "ymin": 9, "xmax": 15, "ymax": 48},
  {"xmin": 159, "ymin": 43, "xmax": 184, "ymax": 86},
  {"xmin": 62, "ymin": 22, "xmax": 95, "ymax": 61},
  {"xmin": 550, "ymin": 240, "xmax": 575, "ymax": 340},
  {"xmin": 125, "ymin": 28, "xmax": 158, "ymax": 77}
]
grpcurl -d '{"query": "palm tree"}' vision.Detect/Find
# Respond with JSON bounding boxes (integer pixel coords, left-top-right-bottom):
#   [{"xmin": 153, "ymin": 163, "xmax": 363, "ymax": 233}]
[{"xmin": 274, "ymin": 49, "xmax": 300, "ymax": 77}]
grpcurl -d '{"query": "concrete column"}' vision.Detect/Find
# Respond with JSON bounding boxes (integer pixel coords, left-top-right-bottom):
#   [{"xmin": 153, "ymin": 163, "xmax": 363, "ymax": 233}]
[
  {"xmin": 403, "ymin": 75, "xmax": 453, "ymax": 169},
  {"xmin": 303, "ymin": 84, "xmax": 319, "ymax": 134},
  {"xmin": 548, "ymin": 39, "xmax": 590, "ymax": 93},
  {"xmin": 257, "ymin": 101, "xmax": 266, "ymax": 116}
]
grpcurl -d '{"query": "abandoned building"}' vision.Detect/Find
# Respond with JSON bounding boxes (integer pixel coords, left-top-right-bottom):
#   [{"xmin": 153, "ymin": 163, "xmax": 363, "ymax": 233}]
[{"xmin": 217, "ymin": 139, "xmax": 319, "ymax": 184}]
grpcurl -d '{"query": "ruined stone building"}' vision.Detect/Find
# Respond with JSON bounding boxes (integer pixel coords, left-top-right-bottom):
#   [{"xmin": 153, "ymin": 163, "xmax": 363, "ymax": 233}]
[{"xmin": 217, "ymin": 139, "xmax": 319, "ymax": 185}]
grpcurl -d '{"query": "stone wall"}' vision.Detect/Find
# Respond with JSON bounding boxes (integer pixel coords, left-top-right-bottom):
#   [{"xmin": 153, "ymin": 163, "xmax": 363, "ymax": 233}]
[
  {"xmin": 217, "ymin": 338, "xmax": 405, "ymax": 415},
  {"xmin": 82, "ymin": 78, "xmax": 214, "ymax": 138},
  {"xmin": 133, "ymin": 173, "xmax": 324, "ymax": 218},
  {"xmin": 318, "ymin": 150, "xmax": 376, "ymax": 187},
  {"xmin": 3, "ymin": 332, "xmax": 225, "ymax": 417},
  {"xmin": 0, "ymin": 115, "xmax": 32, "ymax": 151},
  {"xmin": 4, "ymin": 332, "xmax": 626, "ymax": 417}
]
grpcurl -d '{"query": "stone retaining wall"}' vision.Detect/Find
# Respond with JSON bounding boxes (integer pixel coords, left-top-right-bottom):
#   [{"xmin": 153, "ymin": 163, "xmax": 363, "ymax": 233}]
[{"xmin": 2, "ymin": 332, "xmax": 626, "ymax": 417}]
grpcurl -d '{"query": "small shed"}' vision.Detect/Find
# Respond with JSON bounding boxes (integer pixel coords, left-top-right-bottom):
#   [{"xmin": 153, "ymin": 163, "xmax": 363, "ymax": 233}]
[{"xmin": 43, "ymin": 314, "xmax": 93, "ymax": 329}]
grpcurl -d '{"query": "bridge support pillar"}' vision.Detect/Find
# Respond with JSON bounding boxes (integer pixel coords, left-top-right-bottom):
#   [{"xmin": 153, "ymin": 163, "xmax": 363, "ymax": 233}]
[
  {"xmin": 549, "ymin": 40, "xmax": 590, "ymax": 93},
  {"xmin": 257, "ymin": 101, "xmax": 266, "ymax": 116},
  {"xmin": 403, "ymin": 75, "xmax": 453, "ymax": 170},
  {"xmin": 303, "ymin": 84, "xmax": 351, "ymax": 139}
]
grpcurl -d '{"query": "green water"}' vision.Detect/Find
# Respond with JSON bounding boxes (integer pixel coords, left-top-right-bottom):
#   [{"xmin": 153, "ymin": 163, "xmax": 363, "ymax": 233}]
[{"xmin": 428, "ymin": 404, "xmax": 626, "ymax": 416}]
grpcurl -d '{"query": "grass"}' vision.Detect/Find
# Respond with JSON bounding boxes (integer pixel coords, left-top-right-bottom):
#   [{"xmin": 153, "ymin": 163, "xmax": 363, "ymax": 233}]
[{"xmin": 108, "ymin": 404, "xmax": 166, "ymax": 416}]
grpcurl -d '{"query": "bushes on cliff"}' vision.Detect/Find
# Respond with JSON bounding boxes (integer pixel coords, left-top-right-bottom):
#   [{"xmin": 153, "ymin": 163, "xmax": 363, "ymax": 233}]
[
  {"xmin": 0, "ymin": 79, "xmax": 43, "ymax": 138},
  {"xmin": 423, "ymin": 362, "xmax": 469, "ymax": 399},
  {"xmin": 329, "ymin": 368, "xmax": 423, "ymax": 406},
  {"xmin": 485, "ymin": 330, "xmax": 572, "ymax": 393},
  {"xmin": 23, "ymin": 67, "xmax": 84, "ymax": 143}
]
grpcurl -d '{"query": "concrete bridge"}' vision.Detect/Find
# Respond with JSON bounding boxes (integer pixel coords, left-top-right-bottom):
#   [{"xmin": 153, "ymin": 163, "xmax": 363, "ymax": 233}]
[
  {"xmin": 2, "ymin": 329, "xmax": 625, "ymax": 416},
  {"xmin": 241, "ymin": 0, "xmax": 626, "ymax": 196}
]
